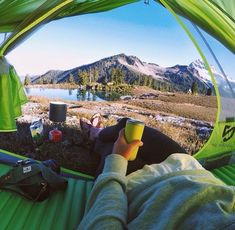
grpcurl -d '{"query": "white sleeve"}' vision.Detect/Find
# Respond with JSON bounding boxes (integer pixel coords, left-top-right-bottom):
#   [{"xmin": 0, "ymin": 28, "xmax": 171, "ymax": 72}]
[{"xmin": 78, "ymin": 154, "xmax": 128, "ymax": 230}]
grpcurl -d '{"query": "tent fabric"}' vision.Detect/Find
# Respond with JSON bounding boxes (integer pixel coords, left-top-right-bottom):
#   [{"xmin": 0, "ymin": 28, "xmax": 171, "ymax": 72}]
[
  {"xmin": 158, "ymin": 0, "xmax": 235, "ymax": 160},
  {"xmin": 0, "ymin": 0, "xmax": 138, "ymax": 55},
  {"xmin": 0, "ymin": 0, "xmax": 138, "ymax": 33},
  {"xmin": 0, "ymin": 148, "xmax": 94, "ymax": 229},
  {"xmin": 156, "ymin": 0, "xmax": 235, "ymax": 53},
  {"xmin": 0, "ymin": 0, "xmax": 234, "ymax": 55},
  {"xmin": 0, "ymin": 0, "xmax": 234, "ymax": 156},
  {"xmin": 0, "ymin": 57, "xmax": 27, "ymax": 132},
  {"xmin": 212, "ymin": 163, "xmax": 235, "ymax": 186},
  {"xmin": 0, "ymin": 148, "xmax": 94, "ymax": 180},
  {"xmin": 211, "ymin": 0, "xmax": 235, "ymax": 21},
  {"xmin": 0, "ymin": 0, "xmax": 234, "ymax": 132},
  {"xmin": 194, "ymin": 120, "xmax": 235, "ymax": 160},
  {"xmin": 0, "ymin": 148, "xmax": 235, "ymax": 229},
  {"xmin": 0, "ymin": 163, "xmax": 94, "ymax": 230},
  {"xmin": 0, "ymin": 1, "xmax": 234, "ymax": 225}
]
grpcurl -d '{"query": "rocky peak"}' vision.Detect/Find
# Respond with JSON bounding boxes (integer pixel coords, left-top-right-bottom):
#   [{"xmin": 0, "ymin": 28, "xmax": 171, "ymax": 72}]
[
  {"xmin": 32, "ymin": 54, "xmax": 223, "ymax": 94},
  {"xmin": 189, "ymin": 59, "xmax": 205, "ymax": 70}
]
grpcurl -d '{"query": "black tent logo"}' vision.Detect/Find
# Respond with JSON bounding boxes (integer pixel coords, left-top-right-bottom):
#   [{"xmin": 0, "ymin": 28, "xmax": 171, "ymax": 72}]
[{"xmin": 222, "ymin": 125, "xmax": 235, "ymax": 142}]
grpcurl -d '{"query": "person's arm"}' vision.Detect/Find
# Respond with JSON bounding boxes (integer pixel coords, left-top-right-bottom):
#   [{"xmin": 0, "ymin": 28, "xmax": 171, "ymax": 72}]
[{"xmin": 78, "ymin": 129, "xmax": 142, "ymax": 230}]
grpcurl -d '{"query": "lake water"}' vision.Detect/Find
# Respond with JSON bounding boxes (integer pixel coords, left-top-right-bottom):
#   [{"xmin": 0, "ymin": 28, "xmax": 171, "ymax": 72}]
[{"xmin": 25, "ymin": 87, "xmax": 122, "ymax": 102}]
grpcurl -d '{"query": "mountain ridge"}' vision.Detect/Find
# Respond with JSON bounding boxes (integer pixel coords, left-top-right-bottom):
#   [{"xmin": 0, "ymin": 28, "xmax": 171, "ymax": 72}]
[{"xmin": 30, "ymin": 53, "xmax": 219, "ymax": 93}]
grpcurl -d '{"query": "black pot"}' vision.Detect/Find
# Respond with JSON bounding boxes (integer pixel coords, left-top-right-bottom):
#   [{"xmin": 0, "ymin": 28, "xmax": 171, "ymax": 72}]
[{"xmin": 49, "ymin": 102, "xmax": 67, "ymax": 122}]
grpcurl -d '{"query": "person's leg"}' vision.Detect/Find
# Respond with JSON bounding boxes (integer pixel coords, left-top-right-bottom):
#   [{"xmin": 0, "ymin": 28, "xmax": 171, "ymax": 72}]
[
  {"xmin": 93, "ymin": 117, "xmax": 128, "ymax": 176},
  {"xmin": 93, "ymin": 139, "xmax": 147, "ymax": 176},
  {"xmin": 137, "ymin": 126, "xmax": 187, "ymax": 164},
  {"xmin": 93, "ymin": 117, "xmax": 187, "ymax": 176}
]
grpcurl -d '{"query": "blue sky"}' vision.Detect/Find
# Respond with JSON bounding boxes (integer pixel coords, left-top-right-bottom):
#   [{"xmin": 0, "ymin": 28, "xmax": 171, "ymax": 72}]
[{"xmin": 2, "ymin": 1, "xmax": 234, "ymax": 79}]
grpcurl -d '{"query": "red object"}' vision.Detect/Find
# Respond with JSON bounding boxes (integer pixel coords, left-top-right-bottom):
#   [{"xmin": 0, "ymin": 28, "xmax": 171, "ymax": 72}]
[{"xmin": 49, "ymin": 129, "xmax": 62, "ymax": 142}]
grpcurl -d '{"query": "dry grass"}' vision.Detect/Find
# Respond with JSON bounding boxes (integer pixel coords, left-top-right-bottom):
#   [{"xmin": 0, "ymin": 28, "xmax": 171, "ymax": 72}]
[
  {"xmin": 0, "ymin": 121, "xmax": 99, "ymax": 176},
  {"xmin": 126, "ymin": 98, "xmax": 217, "ymax": 122},
  {"xmin": 146, "ymin": 120, "xmax": 206, "ymax": 155},
  {"xmin": 0, "ymin": 89, "xmax": 216, "ymax": 175},
  {"xmin": 132, "ymin": 87, "xmax": 217, "ymax": 108}
]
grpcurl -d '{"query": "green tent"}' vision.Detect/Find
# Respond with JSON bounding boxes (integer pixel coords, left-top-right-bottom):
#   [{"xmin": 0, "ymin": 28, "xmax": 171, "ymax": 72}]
[
  {"xmin": 0, "ymin": 0, "xmax": 234, "ymax": 229},
  {"xmin": 1, "ymin": 0, "xmax": 234, "ymax": 161}
]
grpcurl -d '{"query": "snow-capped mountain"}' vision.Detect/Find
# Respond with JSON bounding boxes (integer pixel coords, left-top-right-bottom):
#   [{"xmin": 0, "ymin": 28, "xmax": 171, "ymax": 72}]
[
  {"xmin": 189, "ymin": 59, "xmax": 235, "ymax": 97},
  {"xmin": 189, "ymin": 59, "xmax": 212, "ymax": 83},
  {"xmin": 30, "ymin": 53, "xmax": 230, "ymax": 93},
  {"xmin": 117, "ymin": 54, "xmax": 166, "ymax": 80}
]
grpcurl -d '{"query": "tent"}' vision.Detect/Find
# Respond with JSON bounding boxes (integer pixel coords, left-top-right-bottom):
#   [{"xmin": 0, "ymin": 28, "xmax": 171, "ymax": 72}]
[{"xmin": 0, "ymin": 0, "xmax": 235, "ymax": 229}]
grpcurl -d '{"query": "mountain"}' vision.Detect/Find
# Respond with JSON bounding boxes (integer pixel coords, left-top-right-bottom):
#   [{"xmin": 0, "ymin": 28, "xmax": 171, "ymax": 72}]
[
  {"xmin": 188, "ymin": 59, "xmax": 235, "ymax": 97},
  {"xmin": 30, "ymin": 54, "xmax": 221, "ymax": 93}
]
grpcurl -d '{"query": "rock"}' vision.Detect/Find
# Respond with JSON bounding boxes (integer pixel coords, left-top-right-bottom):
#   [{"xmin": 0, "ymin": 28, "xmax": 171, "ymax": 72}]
[
  {"xmin": 120, "ymin": 95, "xmax": 133, "ymax": 100},
  {"xmin": 62, "ymin": 139, "xmax": 71, "ymax": 146},
  {"xmin": 139, "ymin": 93, "xmax": 158, "ymax": 99},
  {"xmin": 139, "ymin": 111, "xmax": 153, "ymax": 116},
  {"xmin": 196, "ymin": 127, "xmax": 213, "ymax": 139}
]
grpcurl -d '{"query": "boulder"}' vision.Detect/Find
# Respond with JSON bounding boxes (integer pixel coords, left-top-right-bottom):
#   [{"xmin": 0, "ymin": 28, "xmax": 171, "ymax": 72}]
[
  {"xmin": 139, "ymin": 93, "xmax": 158, "ymax": 99},
  {"xmin": 120, "ymin": 95, "xmax": 133, "ymax": 100}
]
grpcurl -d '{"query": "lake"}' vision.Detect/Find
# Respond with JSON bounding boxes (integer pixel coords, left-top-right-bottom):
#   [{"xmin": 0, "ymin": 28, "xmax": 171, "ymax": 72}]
[{"xmin": 25, "ymin": 87, "xmax": 123, "ymax": 102}]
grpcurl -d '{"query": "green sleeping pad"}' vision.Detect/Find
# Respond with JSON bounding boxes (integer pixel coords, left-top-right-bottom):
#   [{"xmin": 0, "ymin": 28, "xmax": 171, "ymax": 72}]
[
  {"xmin": 0, "ymin": 163, "xmax": 94, "ymax": 230},
  {"xmin": 212, "ymin": 164, "xmax": 235, "ymax": 186}
]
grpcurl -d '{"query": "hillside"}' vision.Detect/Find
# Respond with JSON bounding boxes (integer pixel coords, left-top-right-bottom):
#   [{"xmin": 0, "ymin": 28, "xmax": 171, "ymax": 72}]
[{"xmin": 30, "ymin": 54, "xmax": 222, "ymax": 94}]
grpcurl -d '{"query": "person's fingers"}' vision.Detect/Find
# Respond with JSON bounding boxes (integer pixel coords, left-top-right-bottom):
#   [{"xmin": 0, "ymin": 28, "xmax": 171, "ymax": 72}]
[
  {"xmin": 118, "ymin": 129, "xmax": 126, "ymax": 142},
  {"xmin": 118, "ymin": 129, "xmax": 143, "ymax": 147},
  {"xmin": 129, "ymin": 140, "xmax": 143, "ymax": 148},
  {"xmin": 119, "ymin": 128, "xmax": 125, "ymax": 137}
]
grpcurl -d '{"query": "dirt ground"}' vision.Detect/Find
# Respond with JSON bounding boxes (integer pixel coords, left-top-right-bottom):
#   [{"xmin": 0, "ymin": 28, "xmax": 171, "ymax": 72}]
[{"xmin": 0, "ymin": 87, "xmax": 217, "ymax": 176}]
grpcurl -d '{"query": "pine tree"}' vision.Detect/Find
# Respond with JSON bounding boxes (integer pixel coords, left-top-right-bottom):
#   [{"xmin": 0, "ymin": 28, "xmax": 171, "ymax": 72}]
[
  {"xmin": 24, "ymin": 75, "xmax": 31, "ymax": 85},
  {"xmin": 137, "ymin": 76, "xmax": 141, "ymax": 85},
  {"xmin": 88, "ymin": 67, "xmax": 92, "ymax": 84},
  {"xmin": 79, "ymin": 70, "xmax": 88, "ymax": 85},
  {"xmin": 110, "ymin": 68, "xmax": 116, "ymax": 83},
  {"xmin": 68, "ymin": 73, "xmax": 75, "ymax": 84},
  {"xmin": 143, "ymin": 76, "xmax": 148, "ymax": 86},
  {"xmin": 43, "ymin": 77, "xmax": 48, "ymax": 84},
  {"xmin": 133, "ymin": 78, "xmax": 138, "ymax": 85},
  {"xmin": 147, "ymin": 77, "xmax": 153, "ymax": 87},
  {"xmin": 206, "ymin": 87, "xmax": 212, "ymax": 96},
  {"xmin": 102, "ymin": 73, "xmax": 108, "ymax": 84},
  {"xmin": 191, "ymin": 81, "xmax": 198, "ymax": 95},
  {"xmin": 115, "ymin": 68, "xmax": 124, "ymax": 84},
  {"xmin": 151, "ymin": 79, "xmax": 156, "ymax": 89},
  {"xmin": 94, "ymin": 68, "xmax": 99, "ymax": 83},
  {"xmin": 38, "ymin": 77, "xmax": 43, "ymax": 84}
]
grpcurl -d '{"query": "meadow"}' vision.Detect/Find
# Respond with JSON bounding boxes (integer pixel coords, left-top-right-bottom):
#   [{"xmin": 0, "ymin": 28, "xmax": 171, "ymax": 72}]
[{"xmin": 0, "ymin": 86, "xmax": 217, "ymax": 176}]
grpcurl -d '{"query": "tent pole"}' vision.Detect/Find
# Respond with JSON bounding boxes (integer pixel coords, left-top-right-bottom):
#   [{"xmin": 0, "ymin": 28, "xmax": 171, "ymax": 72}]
[
  {"xmin": 192, "ymin": 23, "xmax": 235, "ymax": 98},
  {"xmin": 3, "ymin": 33, "xmax": 8, "ymax": 42},
  {"xmin": 0, "ymin": 0, "xmax": 73, "ymax": 56}
]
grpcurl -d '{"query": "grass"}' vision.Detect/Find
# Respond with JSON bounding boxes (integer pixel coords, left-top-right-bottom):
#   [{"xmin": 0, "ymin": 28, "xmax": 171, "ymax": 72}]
[
  {"xmin": 0, "ymin": 88, "xmax": 216, "ymax": 176},
  {"xmin": 0, "ymin": 121, "xmax": 100, "ymax": 176},
  {"xmin": 126, "ymin": 98, "xmax": 217, "ymax": 122}
]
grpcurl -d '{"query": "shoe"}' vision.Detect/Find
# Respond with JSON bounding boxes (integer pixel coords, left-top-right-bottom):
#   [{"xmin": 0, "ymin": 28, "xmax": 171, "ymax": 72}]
[
  {"xmin": 89, "ymin": 126, "xmax": 103, "ymax": 141},
  {"xmin": 80, "ymin": 118, "xmax": 92, "ymax": 139},
  {"xmin": 90, "ymin": 113, "xmax": 103, "ymax": 128}
]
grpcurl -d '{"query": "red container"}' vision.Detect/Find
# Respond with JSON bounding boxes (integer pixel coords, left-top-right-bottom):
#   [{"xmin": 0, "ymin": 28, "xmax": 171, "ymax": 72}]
[{"xmin": 49, "ymin": 129, "xmax": 62, "ymax": 142}]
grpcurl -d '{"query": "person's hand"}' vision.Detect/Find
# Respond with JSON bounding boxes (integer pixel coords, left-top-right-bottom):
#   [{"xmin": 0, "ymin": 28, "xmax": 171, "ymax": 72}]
[{"xmin": 112, "ymin": 129, "xmax": 143, "ymax": 160}]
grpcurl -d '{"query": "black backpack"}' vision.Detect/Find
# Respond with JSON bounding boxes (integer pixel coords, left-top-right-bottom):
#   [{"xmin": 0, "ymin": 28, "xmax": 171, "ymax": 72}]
[{"xmin": 0, "ymin": 159, "xmax": 68, "ymax": 201}]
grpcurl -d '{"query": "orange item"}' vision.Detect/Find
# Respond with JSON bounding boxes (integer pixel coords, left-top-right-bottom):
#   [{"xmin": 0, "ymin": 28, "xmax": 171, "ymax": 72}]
[{"xmin": 49, "ymin": 129, "xmax": 62, "ymax": 142}]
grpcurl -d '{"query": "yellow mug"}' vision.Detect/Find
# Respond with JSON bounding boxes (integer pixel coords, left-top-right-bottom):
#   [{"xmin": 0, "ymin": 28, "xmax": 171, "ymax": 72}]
[{"xmin": 125, "ymin": 119, "xmax": 145, "ymax": 161}]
